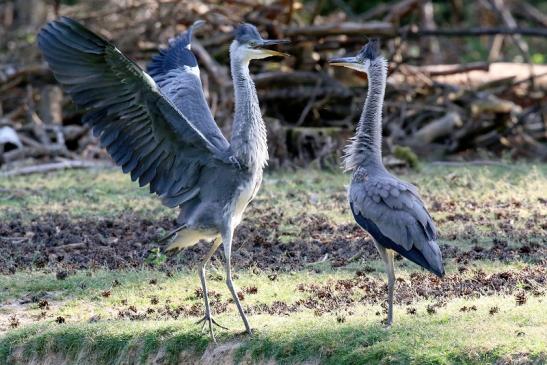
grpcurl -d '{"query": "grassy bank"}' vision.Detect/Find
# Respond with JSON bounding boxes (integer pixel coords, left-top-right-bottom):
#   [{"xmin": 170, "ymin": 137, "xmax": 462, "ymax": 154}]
[{"xmin": 0, "ymin": 163, "xmax": 546, "ymax": 364}]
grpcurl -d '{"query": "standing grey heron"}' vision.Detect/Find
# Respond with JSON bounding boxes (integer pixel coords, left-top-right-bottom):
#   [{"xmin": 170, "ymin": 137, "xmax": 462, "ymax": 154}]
[
  {"xmin": 329, "ymin": 39, "xmax": 444, "ymax": 326},
  {"xmin": 38, "ymin": 17, "xmax": 288, "ymax": 340}
]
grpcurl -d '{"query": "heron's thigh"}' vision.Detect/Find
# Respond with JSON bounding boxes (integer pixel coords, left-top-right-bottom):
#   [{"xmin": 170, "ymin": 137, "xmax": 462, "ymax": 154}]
[{"xmin": 373, "ymin": 240, "xmax": 387, "ymax": 260}]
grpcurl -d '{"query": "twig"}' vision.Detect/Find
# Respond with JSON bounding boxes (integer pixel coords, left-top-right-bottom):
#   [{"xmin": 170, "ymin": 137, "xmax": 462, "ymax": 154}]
[
  {"xmin": 510, "ymin": 71, "xmax": 547, "ymax": 88},
  {"xmin": 296, "ymin": 79, "xmax": 322, "ymax": 126},
  {"xmin": 305, "ymin": 253, "xmax": 329, "ymax": 266},
  {"xmin": 489, "ymin": 0, "xmax": 534, "ymax": 88},
  {"xmin": 517, "ymin": 2, "xmax": 547, "ymax": 28},
  {"xmin": 430, "ymin": 160, "xmax": 511, "ymax": 167}
]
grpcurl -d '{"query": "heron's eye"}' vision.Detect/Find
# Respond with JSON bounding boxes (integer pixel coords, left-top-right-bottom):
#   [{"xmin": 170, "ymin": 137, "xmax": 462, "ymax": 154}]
[{"xmin": 248, "ymin": 41, "xmax": 257, "ymax": 48}]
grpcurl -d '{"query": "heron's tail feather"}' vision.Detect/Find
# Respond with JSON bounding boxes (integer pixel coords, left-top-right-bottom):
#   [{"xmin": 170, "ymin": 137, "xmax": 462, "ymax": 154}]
[
  {"xmin": 353, "ymin": 211, "xmax": 445, "ymax": 278},
  {"xmin": 158, "ymin": 225, "xmax": 186, "ymax": 243}
]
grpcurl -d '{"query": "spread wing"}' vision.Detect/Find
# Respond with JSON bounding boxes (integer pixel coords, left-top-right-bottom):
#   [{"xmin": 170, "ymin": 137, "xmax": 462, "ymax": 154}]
[
  {"xmin": 350, "ymin": 175, "xmax": 444, "ymax": 277},
  {"xmin": 38, "ymin": 17, "xmax": 233, "ymax": 208},
  {"xmin": 146, "ymin": 21, "xmax": 229, "ymax": 152}
]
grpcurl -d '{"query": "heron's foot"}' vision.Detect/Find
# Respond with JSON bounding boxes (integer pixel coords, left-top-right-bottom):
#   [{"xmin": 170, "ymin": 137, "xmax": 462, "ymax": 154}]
[
  {"xmin": 239, "ymin": 318, "xmax": 253, "ymax": 336},
  {"xmin": 196, "ymin": 315, "xmax": 228, "ymax": 343},
  {"xmin": 196, "ymin": 315, "xmax": 229, "ymax": 331}
]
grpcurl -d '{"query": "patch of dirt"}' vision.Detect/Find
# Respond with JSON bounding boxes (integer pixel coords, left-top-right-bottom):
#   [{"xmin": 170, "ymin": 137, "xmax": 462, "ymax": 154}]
[
  {"xmin": 83, "ymin": 265, "xmax": 546, "ymax": 323},
  {"xmin": 240, "ymin": 265, "xmax": 547, "ymax": 317},
  {"xmin": 8, "ymin": 346, "xmax": 72, "ymax": 365},
  {"xmin": 200, "ymin": 340, "xmax": 243, "ymax": 365},
  {"xmin": 0, "ymin": 212, "xmax": 175, "ymax": 274},
  {"xmin": 0, "ymin": 292, "xmax": 63, "ymax": 333},
  {"xmin": 7, "ymin": 340, "xmax": 314, "ymax": 365},
  {"xmin": 290, "ymin": 266, "xmax": 545, "ymax": 313},
  {"xmin": 0, "ymin": 209, "xmax": 545, "ymax": 274}
]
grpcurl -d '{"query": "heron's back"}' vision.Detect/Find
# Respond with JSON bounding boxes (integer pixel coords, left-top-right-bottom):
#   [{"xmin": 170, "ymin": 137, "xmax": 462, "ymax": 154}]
[{"xmin": 349, "ymin": 166, "xmax": 444, "ymax": 277}]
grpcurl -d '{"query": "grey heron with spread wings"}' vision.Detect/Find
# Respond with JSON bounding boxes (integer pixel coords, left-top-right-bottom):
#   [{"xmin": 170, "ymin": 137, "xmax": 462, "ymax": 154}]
[
  {"xmin": 38, "ymin": 17, "xmax": 288, "ymax": 340},
  {"xmin": 330, "ymin": 39, "xmax": 445, "ymax": 326}
]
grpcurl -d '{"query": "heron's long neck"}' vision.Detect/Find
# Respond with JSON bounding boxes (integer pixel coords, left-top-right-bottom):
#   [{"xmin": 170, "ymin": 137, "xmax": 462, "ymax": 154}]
[
  {"xmin": 344, "ymin": 58, "xmax": 387, "ymax": 170},
  {"xmin": 230, "ymin": 52, "xmax": 268, "ymax": 171}
]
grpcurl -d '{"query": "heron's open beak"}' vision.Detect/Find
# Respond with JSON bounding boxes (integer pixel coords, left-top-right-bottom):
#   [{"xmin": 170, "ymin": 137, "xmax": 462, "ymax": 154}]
[
  {"xmin": 328, "ymin": 56, "xmax": 359, "ymax": 68},
  {"xmin": 257, "ymin": 39, "xmax": 290, "ymax": 57}
]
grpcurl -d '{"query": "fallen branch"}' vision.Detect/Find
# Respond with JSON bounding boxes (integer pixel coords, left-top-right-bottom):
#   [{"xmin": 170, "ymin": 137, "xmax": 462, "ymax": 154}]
[
  {"xmin": 2, "ymin": 145, "xmax": 68, "ymax": 163},
  {"xmin": 412, "ymin": 62, "xmax": 490, "ymax": 77},
  {"xmin": 0, "ymin": 64, "xmax": 50, "ymax": 86},
  {"xmin": 412, "ymin": 112, "xmax": 463, "ymax": 144},
  {"xmin": 0, "ymin": 160, "xmax": 111, "ymax": 177},
  {"xmin": 408, "ymin": 27, "xmax": 547, "ymax": 37},
  {"xmin": 385, "ymin": 0, "xmax": 420, "ymax": 22},
  {"xmin": 192, "ymin": 40, "xmax": 231, "ymax": 88},
  {"xmin": 285, "ymin": 21, "xmax": 396, "ymax": 37}
]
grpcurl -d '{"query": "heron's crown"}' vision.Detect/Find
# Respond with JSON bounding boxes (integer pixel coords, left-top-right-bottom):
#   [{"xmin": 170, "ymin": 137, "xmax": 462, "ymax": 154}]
[
  {"xmin": 234, "ymin": 23, "xmax": 263, "ymax": 43},
  {"xmin": 357, "ymin": 38, "xmax": 380, "ymax": 61}
]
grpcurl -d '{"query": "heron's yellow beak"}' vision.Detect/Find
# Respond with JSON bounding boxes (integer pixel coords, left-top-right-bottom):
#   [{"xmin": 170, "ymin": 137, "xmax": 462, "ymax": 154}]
[{"xmin": 259, "ymin": 49, "xmax": 289, "ymax": 58}]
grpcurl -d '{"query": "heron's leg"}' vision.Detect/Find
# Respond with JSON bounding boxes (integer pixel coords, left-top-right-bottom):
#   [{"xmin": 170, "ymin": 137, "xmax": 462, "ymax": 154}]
[
  {"xmin": 222, "ymin": 229, "xmax": 252, "ymax": 335},
  {"xmin": 374, "ymin": 241, "xmax": 395, "ymax": 327},
  {"xmin": 196, "ymin": 237, "xmax": 225, "ymax": 341},
  {"xmin": 385, "ymin": 250, "xmax": 395, "ymax": 326}
]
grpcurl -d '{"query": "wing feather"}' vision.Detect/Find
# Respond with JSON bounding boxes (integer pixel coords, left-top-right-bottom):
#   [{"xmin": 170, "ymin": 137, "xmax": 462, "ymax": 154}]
[
  {"xmin": 146, "ymin": 21, "xmax": 230, "ymax": 153},
  {"xmin": 350, "ymin": 173, "xmax": 444, "ymax": 276},
  {"xmin": 38, "ymin": 17, "xmax": 232, "ymax": 207}
]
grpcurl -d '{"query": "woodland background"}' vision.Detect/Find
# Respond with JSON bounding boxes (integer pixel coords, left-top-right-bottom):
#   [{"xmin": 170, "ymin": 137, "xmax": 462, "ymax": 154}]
[{"xmin": 0, "ymin": 0, "xmax": 546, "ymax": 173}]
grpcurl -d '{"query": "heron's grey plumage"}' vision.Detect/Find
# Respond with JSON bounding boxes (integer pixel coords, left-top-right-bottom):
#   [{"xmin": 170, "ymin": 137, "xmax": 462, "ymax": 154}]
[
  {"xmin": 343, "ymin": 39, "xmax": 386, "ymax": 170},
  {"xmin": 38, "ymin": 18, "xmax": 286, "ymax": 340},
  {"xmin": 330, "ymin": 39, "xmax": 444, "ymax": 326},
  {"xmin": 229, "ymin": 42, "xmax": 269, "ymax": 170},
  {"xmin": 146, "ymin": 21, "xmax": 230, "ymax": 152}
]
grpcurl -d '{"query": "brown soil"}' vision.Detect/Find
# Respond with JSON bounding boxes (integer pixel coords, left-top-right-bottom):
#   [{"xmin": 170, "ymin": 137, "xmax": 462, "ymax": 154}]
[
  {"xmin": 0, "ymin": 210, "xmax": 545, "ymax": 274},
  {"xmin": 92, "ymin": 265, "xmax": 546, "ymax": 322}
]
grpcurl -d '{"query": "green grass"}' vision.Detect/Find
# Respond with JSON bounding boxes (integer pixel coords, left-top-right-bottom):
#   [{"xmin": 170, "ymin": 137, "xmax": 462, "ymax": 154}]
[
  {"xmin": 1, "ymin": 163, "xmax": 545, "ymax": 236},
  {"xmin": 1, "ymin": 163, "xmax": 546, "ymax": 364},
  {"xmin": 239, "ymin": 297, "xmax": 546, "ymax": 364},
  {"xmin": 1, "ymin": 289, "xmax": 545, "ymax": 364}
]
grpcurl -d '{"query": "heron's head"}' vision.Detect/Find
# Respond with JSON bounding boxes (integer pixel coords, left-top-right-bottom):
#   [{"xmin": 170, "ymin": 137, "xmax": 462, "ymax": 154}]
[
  {"xmin": 231, "ymin": 23, "xmax": 289, "ymax": 62},
  {"xmin": 329, "ymin": 38, "xmax": 382, "ymax": 74}
]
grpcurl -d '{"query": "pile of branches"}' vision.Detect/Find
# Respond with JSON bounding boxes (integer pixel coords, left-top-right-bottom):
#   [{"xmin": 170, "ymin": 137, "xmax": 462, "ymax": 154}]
[{"xmin": 1, "ymin": 0, "xmax": 546, "ymax": 174}]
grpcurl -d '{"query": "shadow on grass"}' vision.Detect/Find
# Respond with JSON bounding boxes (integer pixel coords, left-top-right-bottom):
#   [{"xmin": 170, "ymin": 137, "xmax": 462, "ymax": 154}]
[
  {"xmin": 234, "ymin": 318, "xmax": 545, "ymax": 365},
  {"xmin": 1, "ymin": 312, "xmax": 545, "ymax": 365},
  {"xmin": 0, "ymin": 321, "xmax": 208, "ymax": 365},
  {"xmin": 236, "ymin": 323, "xmax": 390, "ymax": 364}
]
